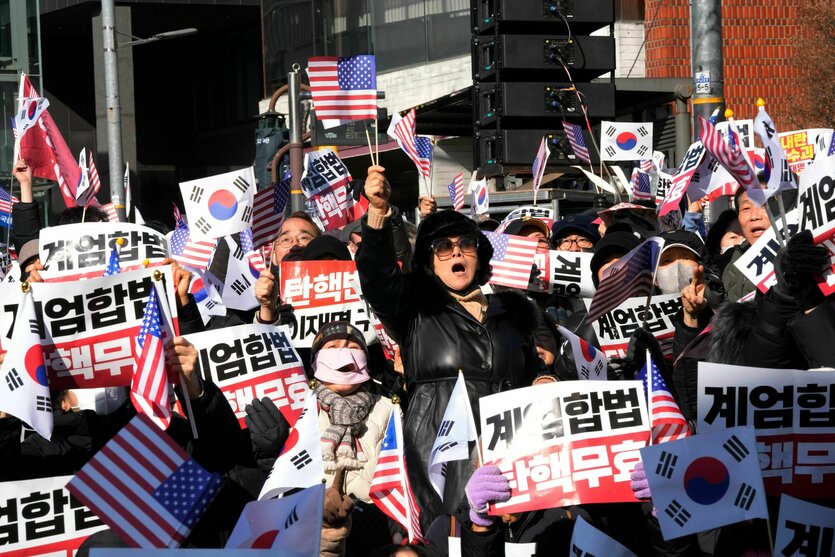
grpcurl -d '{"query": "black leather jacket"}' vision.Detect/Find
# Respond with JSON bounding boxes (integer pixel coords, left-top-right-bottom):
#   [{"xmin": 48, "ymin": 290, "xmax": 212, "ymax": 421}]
[{"xmin": 356, "ymin": 219, "xmax": 542, "ymax": 531}]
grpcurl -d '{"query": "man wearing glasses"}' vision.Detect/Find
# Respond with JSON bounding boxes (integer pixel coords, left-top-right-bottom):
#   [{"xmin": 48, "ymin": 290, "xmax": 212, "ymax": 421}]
[{"xmin": 550, "ymin": 214, "xmax": 600, "ymax": 253}]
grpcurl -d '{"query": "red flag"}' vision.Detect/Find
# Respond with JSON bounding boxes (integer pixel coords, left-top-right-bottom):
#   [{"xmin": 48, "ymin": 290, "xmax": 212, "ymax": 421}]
[{"xmin": 17, "ymin": 74, "xmax": 81, "ymax": 208}]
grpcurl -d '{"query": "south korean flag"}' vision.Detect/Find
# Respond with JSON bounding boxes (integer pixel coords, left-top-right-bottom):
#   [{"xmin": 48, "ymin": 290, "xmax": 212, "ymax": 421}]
[
  {"xmin": 179, "ymin": 167, "xmax": 256, "ymax": 241},
  {"xmin": 600, "ymin": 122, "xmax": 654, "ymax": 161},
  {"xmin": 428, "ymin": 372, "xmax": 479, "ymax": 500},
  {"xmin": 259, "ymin": 390, "xmax": 325, "ymax": 500},
  {"xmin": 640, "ymin": 426, "xmax": 767, "ymax": 540},
  {"xmin": 0, "ymin": 289, "xmax": 52, "ymax": 440}
]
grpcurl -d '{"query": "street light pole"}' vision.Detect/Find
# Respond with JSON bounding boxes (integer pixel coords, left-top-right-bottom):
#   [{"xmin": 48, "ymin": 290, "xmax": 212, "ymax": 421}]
[{"xmin": 101, "ymin": 0, "xmax": 126, "ymax": 222}]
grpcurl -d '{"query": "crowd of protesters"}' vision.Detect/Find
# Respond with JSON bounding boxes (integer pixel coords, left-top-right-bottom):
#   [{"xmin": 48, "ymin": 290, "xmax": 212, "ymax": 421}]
[{"xmin": 1, "ymin": 155, "xmax": 834, "ymax": 557}]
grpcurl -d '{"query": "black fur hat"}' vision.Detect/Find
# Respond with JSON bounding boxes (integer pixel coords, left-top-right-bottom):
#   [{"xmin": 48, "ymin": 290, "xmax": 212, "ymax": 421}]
[{"xmin": 413, "ymin": 210, "xmax": 494, "ymax": 286}]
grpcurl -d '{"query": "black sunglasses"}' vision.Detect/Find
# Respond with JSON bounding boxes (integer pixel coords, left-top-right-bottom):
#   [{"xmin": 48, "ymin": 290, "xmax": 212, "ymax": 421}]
[{"xmin": 430, "ymin": 235, "xmax": 479, "ymax": 257}]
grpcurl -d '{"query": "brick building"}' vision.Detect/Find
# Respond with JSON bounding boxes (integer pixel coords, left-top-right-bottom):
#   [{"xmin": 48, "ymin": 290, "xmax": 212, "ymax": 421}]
[{"xmin": 645, "ymin": 0, "xmax": 801, "ymax": 128}]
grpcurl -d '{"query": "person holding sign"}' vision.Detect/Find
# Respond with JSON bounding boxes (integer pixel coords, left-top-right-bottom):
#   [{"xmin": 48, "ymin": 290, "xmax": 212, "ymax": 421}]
[{"xmin": 357, "ymin": 165, "xmax": 543, "ymax": 531}]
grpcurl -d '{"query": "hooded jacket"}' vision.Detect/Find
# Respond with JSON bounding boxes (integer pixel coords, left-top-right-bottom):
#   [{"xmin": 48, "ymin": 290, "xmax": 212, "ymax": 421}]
[{"xmin": 356, "ymin": 216, "xmax": 542, "ymax": 531}]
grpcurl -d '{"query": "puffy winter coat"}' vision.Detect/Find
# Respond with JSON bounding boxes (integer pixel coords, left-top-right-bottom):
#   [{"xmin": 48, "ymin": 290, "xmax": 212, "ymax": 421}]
[{"xmin": 356, "ymin": 220, "xmax": 542, "ymax": 531}]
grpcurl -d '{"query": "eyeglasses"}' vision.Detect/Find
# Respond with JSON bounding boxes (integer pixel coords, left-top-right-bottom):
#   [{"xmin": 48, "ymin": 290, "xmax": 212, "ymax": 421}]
[
  {"xmin": 274, "ymin": 233, "xmax": 314, "ymax": 249},
  {"xmin": 430, "ymin": 235, "xmax": 479, "ymax": 258},
  {"xmin": 557, "ymin": 236, "xmax": 593, "ymax": 249}
]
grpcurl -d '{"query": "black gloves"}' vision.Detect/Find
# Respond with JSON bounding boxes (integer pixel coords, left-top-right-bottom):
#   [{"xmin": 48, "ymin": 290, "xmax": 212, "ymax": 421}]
[
  {"xmin": 774, "ymin": 230, "xmax": 829, "ymax": 311},
  {"xmin": 702, "ymin": 263, "xmax": 727, "ymax": 309},
  {"xmin": 244, "ymin": 397, "xmax": 290, "ymax": 465},
  {"xmin": 625, "ymin": 327, "xmax": 666, "ymax": 376}
]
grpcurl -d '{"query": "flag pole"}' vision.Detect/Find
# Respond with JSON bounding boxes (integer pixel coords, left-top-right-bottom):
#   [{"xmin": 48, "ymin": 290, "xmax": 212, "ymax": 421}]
[
  {"xmin": 776, "ymin": 194, "xmax": 790, "ymax": 241},
  {"xmin": 365, "ymin": 124, "xmax": 377, "ymax": 166},
  {"xmin": 763, "ymin": 202, "xmax": 786, "ymax": 248},
  {"xmin": 645, "ymin": 349, "xmax": 654, "ymax": 446},
  {"xmin": 460, "ymin": 371, "xmax": 483, "ymax": 467},
  {"xmin": 374, "ymin": 118, "xmax": 379, "ymax": 166}
]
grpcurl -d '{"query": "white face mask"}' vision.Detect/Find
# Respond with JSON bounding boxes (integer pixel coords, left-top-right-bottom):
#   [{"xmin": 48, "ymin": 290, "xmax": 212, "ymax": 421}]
[
  {"xmin": 70, "ymin": 387, "xmax": 128, "ymax": 415},
  {"xmin": 656, "ymin": 261, "xmax": 696, "ymax": 294}
]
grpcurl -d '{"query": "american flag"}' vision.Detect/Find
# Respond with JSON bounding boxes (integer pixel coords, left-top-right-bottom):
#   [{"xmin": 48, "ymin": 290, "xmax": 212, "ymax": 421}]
[
  {"xmin": 636, "ymin": 355, "xmax": 691, "ymax": 444},
  {"xmin": 531, "ymin": 136, "xmax": 550, "ymax": 197},
  {"xmin": 630, "ymin": 168, "xmax": 653, "ymax": 201},
  {"xmin": 308, "ymin": 55, "xmax": 377, "ymax": 122},
  {"xmin": 828, "ymin": 132, "xmax": 835, "ymax": 156},
  {"xmin": 239, "ymin": 228, "xmax": 267, "ymax": 273},
  {"xmin": 483, "ymin": 231, "xmax": 539, "ymax": 290},
  {"xmin": 562, "ymin": 122, "xmax": 590, "ymax": 164},
  {"xmin": 170, "ymin": 223, "xmax": 216, "ymax": 272},
  {"xmin": 369, "ymin": 409, "xmax": 424, "ymax": 543},
  {"xmin": 252, "ymin": 173, "xmax": 291, "ymax": 248},
  {"xmin": 585, "ymin": 237, "xmax": 663, "ymax": 324},
  {"xmin": 0, "ymin": 186, "xmax": 19, "ymax": 215},
  {"xmin": 76, "ymin": 152, "xmax": 102, "ymax": 208},
  {"xmin": 388, "ymin": 108, "xmax": 432, "ymax": 179},
  {"xmin": 699, "ymin": 116, "xmax": 756, "ymax": 190},
  {"xmin": 639, "ymin": 159, "xmax": 653, "ymax": 173},
  {"xmin": 447, "ymin": 172, "xmax": 465, "ymax": 211},
  {"xmin": 132, "ymin": 288, "xmax": 171, "ymax": 431},
  {"xmin": 104, "ymin": 245, "xmax": 121, "ymax": 276},
  {"xmin": 67, "ymin": 413, "xmax": 223, "ymax": 548},
  {"xmin": 173, "ymin": 203, "xmax": 185, "ymax": 228},
  {"xmin": 101, "ymin": 202, "xmax": 120, "ymax": 222}
]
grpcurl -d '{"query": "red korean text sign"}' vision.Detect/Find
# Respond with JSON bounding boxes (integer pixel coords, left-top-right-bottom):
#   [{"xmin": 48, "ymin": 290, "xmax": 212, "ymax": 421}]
[{"xmin": 479, "ymin": 381, "xmax": 650, "ymax": 514}]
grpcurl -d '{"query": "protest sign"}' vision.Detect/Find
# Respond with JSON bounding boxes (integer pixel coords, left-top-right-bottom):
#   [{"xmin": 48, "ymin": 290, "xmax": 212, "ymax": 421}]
[
  {"xmin": 583, "ymin": 294, "xmax": 682, "ymax": 358},
  {"xmin": 501, "ymin": 205, "xmax": 554, "ymax": 224},
  {"xmin": 479, "ymin": 381, "xmax": 649, "ymax": 514},
  {"xmin": 780, "ymin": 128, "xmax": 834, "ymax": 174},
  {"xmin": 716, "ymin": 119, "xmax": 754, "ymax": 149},
  {"xmin": 655, "ymin": 171, "xmax": 673, "ymax": 205},
  {"xmin": 0, "ymin": 476, "xmax": 107, "ymax": 556},
  {"xmin": 546, "ymin": 251, "xmax": 596, "ymax": 298},
  {"xmin": 797, "ymin": 154, "xmax": 835, "ymax": 243},
  {"xmin": 179, "ymin": 167, "xmax": 256, "ymax": 241},
  {"xmin": 658, "ymin": 142, "xmax": 705, "ymax": 216},
  {"xmin": 698, "ymin": 363, "xmax": 835, "ymax": 498},
  {"xmin": 774, "ymin": 495, "xmax": 835, "ymax": 557},
  {"xmin": 300, "ymin": 148, "xmax": 357, "ymax": 231},
  {"xmin": 38, "ymin": 223, "xmax": 168, "ymax": 281},
  {"xmin": 280, "ymin": 260, "xmax": 375, "ymax": 348},
  {"xmin": 185, "ymin": 324, "xmax": 308, "ymax": 428},
  {"xmin": 734, "ymin": 213, "xmax": 798, "ymax": 293},
  {"xmin": 0, "ymin": 266, "xmax": 178, "ymax": 390}
]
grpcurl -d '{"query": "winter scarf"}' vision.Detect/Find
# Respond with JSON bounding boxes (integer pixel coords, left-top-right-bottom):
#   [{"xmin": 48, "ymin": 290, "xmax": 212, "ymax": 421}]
[{"xmin": 315, "ymin": 383, "xmax": 374, "ymax": 471}]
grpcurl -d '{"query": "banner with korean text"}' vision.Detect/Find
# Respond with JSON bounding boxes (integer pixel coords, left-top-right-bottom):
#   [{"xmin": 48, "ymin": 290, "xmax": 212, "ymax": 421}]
[
  {"xmin": 0, "ymin": 476, "xmax": 107, "ymax": 556},
  {"xmin": 300, "ymin": 148, "xmax": 359, "ymax": 231},
  {"xmin": 0, "ymin": 266, "xmax": 178, "ymax": 390},
  {"xmin": 779, "ymin": 128, "xmax": 833, "ymax": 174},
  {"xmin": 184, "ymin": 324, "xmax": 308, "ymax": 428},
  {"xmin": 38, "ymin": 223, "xmax": 169, "ymax": 281},
  {"xmin": 479, "ymin": 381, "xmax": 649, "ymax": 514},
  {"xmin": 698, "ymin": 363, "xmax": 835, "ymax": 498},
  {"xmin": 583, "ymin": 294, "xmax": 682, "ymax": 358},
  {"xmin": 280, "ymin": 261, "xmax": 376, "ymax": 348}
]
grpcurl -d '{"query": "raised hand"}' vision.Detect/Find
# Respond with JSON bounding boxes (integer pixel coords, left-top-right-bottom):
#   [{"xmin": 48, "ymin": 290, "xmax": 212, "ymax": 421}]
[{"xmin": 365, "ymin": 165, "xmax": 390, "ymax": 213}]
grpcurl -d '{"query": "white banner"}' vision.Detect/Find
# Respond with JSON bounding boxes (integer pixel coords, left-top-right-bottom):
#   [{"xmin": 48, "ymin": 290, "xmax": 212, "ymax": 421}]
[
  {"xmin": 697, "ymin": 362, "xmax": 835, "ymax": 499},
  {"xmin": 734, "ymin": 213, "xmax": 799, "ymax": 293},
  {"xmin": 479, "ymin": 381, "xmax": 649, "ymax": 514},
  {"xmin": 797, "ymin": 154, "xmax": 835, "ymax": 243},
  {"xmin": 0, "ymin": 266, "xmax": 178, "ymax": 390},
  {"xmin": 184, "ymin": 324, "xmax": 308, "ymax": 429},
  {"xmin": 39, "ymin": 222, "xmax": 168, "ymax": 281},
  {"xmin": 582, "ymin": 294, "xmax": 682, "ymax": 358},
  {"xmin": 774, "ymin": 494, "xmax": 835, "ymax": 557},
  {"xmin": 0, "ymin": 476, "xmax": 107, "ymax": 556},
  {"xmin": 547, "ymin": 251, "xmax": 596, "ymax": 298}
]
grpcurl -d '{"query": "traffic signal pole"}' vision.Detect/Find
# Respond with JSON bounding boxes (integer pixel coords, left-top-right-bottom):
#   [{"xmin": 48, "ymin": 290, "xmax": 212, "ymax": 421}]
[{"xmin": 691, "ymin": 0, "xmax": 725, "ymax": 139}]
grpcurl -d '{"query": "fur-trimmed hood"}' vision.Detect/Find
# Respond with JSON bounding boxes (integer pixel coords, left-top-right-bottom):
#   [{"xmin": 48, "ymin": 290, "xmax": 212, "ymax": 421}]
[{"xmin": 708, "ymin": 300, "xmax": 758, "ymax": 365}]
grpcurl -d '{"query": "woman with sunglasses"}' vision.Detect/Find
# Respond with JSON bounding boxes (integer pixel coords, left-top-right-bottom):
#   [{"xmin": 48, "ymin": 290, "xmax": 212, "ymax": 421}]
[{"xmin": 356, "ymin": 165, "xmax": 544, "ymax": 533}]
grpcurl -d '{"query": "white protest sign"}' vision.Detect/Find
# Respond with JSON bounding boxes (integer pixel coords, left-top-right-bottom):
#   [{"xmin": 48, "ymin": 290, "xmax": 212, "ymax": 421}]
[
  {"xmin": 0, "ymin": 266, "xmax": 178, "ymax": 390},
  {"xmin": 479, "ymin": 381, "xmax": 649, "ymax": 514},
  {"xmin": 184, "ymin": 324, "xmax": 308, "ymax": 429},
  {"xmin": 797, "ymin": 154, "xmax": 835, "ymax": 243},
  {"xmin": 734, "ymin": 213, "xmax": 800, "ymax": 293},
  {"xmin": 548, "ymin": 250, "xmax": 596, "ymax": 298},
  {"xmin": 280, "ymin": 260, "xmax": 376, "ymax": 348},
  {"xmin": 300, "ymin": 148, "xmax": 357, "ymax": 231},
  {"xmin": 697, "ymin": 363, "xmax": 835, "ymax": 499},
  {"xmin": 38, "ymin": 222, "xmax": 169, "ymax": 281},
  {"xmin": 774, "ymin": 494, "xmax": 835, "ymax": 557},
  {"xmin": 0, "ymin": 476, "xmax": 107, "ymax": 555},
  {"xmin": 583, "ymin": 294, "xmax": 682, "ymax": 358},
  {"xmin": 179, "ymin": 167, "xmax": 256, "ymax": 241}
]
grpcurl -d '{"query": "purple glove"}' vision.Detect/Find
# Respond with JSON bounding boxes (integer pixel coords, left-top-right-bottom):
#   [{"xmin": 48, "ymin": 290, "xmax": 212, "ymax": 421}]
[
  {"xmin": 465, "ymin": 465, "xmax": 511, "ymax": 527},
  {"xmin": 630, "ymin": 461, "xmax": 651, "ymax": 500}
]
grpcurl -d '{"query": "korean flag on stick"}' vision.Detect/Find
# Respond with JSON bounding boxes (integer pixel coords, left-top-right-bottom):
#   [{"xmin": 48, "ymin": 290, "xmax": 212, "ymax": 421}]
[
  {"xmin": 179, "ymin": 167, "xmax": 256, "ymax": 241},
  {"xmin": 259, "ymin": 390, "xmax": 324, "ymax": 500},
  {"xmin": 227, "ymin": 483, "xmax": 324, "ymax": 556},
  {"xmin": 640, "ymin": 426, "xmax": 767, "ymax": 540},
  {"xmin": 428, "ymin": 371, "xmax": 479, "ymax": 499},
  {"xmin": 0, "ymin": 288, "xmax": 52, "ymax": 440},
  {"xmin": 600, "ymin": 122, "xmax": 654, "ymax": 161},
  {"xmin": 557, "ymin": 325, "xmax": 608, "ymax": 381}
]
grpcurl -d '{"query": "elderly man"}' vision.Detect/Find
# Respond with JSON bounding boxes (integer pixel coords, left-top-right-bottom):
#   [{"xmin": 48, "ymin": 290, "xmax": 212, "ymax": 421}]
[
  {"xmin": 720, "ymin": 187, "xmax": 771, "ymax": 300},
  {"xmin": 550, "ymin": 214, "xmax": 600, "ymax": 252}
]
